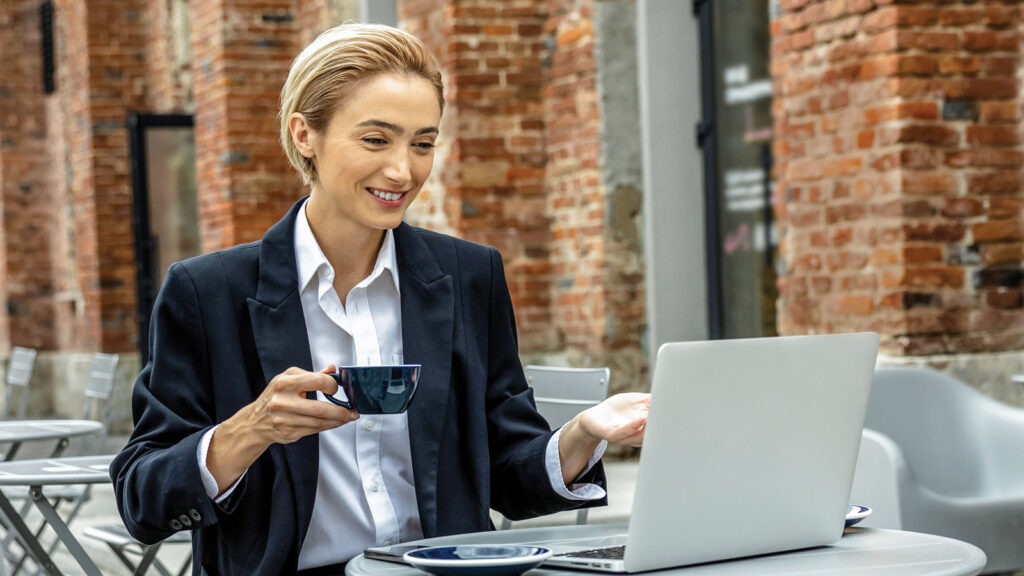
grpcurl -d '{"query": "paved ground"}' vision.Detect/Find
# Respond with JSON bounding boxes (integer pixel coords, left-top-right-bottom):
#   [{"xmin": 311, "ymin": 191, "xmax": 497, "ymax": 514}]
[{"xmin": 4, "ymin": 436, "xmax": 638, "ymax": 575}]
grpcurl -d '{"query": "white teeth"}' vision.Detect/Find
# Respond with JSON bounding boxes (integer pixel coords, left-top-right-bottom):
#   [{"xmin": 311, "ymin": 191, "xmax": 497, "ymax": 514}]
[{"xmin": 370, "ymin": 188, "xmax": 403, "ymax": 201}]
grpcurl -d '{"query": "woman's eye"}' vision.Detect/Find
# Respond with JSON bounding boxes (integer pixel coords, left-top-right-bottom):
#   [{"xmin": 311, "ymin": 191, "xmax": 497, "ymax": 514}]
[{"xmin": 362, "ymin": 137, "xmax": 387, "ymax": 145}]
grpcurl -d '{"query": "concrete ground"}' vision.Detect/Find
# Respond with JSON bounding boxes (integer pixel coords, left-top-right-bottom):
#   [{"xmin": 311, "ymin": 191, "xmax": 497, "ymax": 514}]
[{"xmin": 4, "ymin": 436, "xmax": 638, "ymax": 576}]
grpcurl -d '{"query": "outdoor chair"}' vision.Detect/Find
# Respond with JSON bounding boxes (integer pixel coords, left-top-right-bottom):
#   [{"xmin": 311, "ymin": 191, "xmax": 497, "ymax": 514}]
[
  {"xmin": 82, "ymin": 524, "xmax": 192, "ymax": 576},
  {"xmin": 500, "ymin": 365, "xmax": 611, "ymax": 530},
  {"xmin": 849, "ymin": 366, "xmax": 1024, "ymax": 573},
  {"xmin": 3, "ymin": 353, "xmax": 119, "ymax": 575},
  {"xmin": 2, "ymin": 348, "xmax": 37, "ymax": 420}
]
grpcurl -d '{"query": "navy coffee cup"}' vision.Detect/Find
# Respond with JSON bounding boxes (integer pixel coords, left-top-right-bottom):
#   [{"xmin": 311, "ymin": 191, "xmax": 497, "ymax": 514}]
[{"xmin": 325, "ymin": 365, "xmax": 421, "ymax": 414}]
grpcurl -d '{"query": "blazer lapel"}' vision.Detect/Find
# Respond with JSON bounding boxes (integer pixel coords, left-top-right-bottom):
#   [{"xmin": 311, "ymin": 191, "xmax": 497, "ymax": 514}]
[
  {"xmin": 395, "ymin": 223, "xmax": 454, "ymax": 538},
  {"xmin": 245, "ymin": 199, "xmax": 318, "ymax": 551}
]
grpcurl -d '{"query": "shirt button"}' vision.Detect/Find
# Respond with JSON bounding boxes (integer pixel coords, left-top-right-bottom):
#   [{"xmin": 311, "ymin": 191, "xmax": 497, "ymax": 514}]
[
  {"xmin": 369, "ymin": 481, "xmax": 379, "ymax": 492},
  {"xmin": 364, "ymin": 419, "xmax": 374, "ymax": 431}
]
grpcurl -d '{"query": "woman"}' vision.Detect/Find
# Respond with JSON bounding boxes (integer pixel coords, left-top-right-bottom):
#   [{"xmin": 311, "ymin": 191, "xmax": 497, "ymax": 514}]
[{"xmin": 111, "ymin": 23, "xmax": 649, "ymax": 576}]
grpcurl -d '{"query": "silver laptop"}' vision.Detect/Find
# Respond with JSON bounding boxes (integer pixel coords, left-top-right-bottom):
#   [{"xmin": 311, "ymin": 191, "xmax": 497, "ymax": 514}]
[{"xmin": 544, "ymin": 332, "xmax": 879, "ymax": 573}]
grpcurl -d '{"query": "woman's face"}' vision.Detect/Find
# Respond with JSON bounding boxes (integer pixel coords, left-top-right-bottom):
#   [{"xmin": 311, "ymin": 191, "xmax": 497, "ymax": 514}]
[{"xmin": 300, "ymin": 73, "xmax": 441, "ymax": 235}]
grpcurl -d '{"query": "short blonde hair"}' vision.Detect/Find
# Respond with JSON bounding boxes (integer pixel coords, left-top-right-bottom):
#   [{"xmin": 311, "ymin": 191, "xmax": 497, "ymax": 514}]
[{"xmin": 279, "ymin": 23, "xmax": 445, "ymax": 186}]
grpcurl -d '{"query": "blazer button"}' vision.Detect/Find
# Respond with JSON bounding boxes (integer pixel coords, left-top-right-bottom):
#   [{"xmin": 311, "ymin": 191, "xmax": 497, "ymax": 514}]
[
  {"xmin": 169, "ymin": 519, "xmax": 183, "ymax": 531},
  {"xmin": 189, "ymin": 509, "xmax": 202, "ymax": 522},
  {"xmin": 179, "ymin": 514, "xmax": 192, "ymax": 528}
]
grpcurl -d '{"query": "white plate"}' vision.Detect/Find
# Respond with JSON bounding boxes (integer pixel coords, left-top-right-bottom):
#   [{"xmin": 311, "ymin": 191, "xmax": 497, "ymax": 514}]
[
  {"xmin": 845, "ymin": 504, "xmax": 872, "ymax": 527},
  {"xmin": 404, "ymin": 545, "xmax": 552, "ymax": 576}
]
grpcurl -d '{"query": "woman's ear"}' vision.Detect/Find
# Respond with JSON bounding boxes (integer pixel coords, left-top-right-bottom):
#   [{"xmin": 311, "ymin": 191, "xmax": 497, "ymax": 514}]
[{"xmin": 289, "ymin": 113, "xmax": 316, "ymax": 159}]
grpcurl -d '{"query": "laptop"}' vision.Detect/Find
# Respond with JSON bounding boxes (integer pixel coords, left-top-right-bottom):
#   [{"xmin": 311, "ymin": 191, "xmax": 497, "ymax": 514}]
[{"xmin": 543, "ymin": 332, "xmax": 879, "ymax": 573}]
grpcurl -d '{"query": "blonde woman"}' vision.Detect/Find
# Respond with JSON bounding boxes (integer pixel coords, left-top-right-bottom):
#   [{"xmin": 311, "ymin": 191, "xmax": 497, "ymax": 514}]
[{"xmin": 111, "ymin": 23, "xmax": 649, "ymax": 576}]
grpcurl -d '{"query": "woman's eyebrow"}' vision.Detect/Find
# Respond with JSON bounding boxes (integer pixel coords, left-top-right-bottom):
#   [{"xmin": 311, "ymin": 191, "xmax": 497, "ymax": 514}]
[{"xmin": 356, "ymin": 119, "xmax": 438, "ymax": 136}]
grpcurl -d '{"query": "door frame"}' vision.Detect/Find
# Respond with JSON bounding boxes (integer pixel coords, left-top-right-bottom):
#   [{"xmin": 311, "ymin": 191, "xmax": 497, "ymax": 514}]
[{"xmin": 128, "ymin": 113, "xmax": 194, "ymax": 364}]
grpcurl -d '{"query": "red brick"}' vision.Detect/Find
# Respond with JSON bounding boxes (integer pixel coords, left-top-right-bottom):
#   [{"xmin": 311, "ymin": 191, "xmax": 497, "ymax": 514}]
[
  {"xmin": 966, "ymin": 126, "xmax": 1020, "ymax": 147},
  {"xmin": 963, "ymin": 31, "xmax": 1019, "ymax": 52},
  {"xmin": 972, "ymin": 220, "xmax": 1024, "ymax": 242},
  {"xmin": 946, "ymin": 149, "xmax": 1023, "ymax": 168},
  {"xmin": 900, "ymin": 171, "xmax": 958, "ymax": 195},
  {"xmin": 895, "ymin": 125, "xmax": 959, "ymax": 147},
  {"xmin": 939, "ymin": 8, "xmax": 982, "ymax": 27},
  {"xmin": 988, "ymin": 197, "xmax": 1022, "ymax": 220},
  {"xmin": 942, "ymin": 197, "xmax": 984, "ymax": 219},
  {"xmin": 966, "ymin": 172, "xmax": 1022, "ymax": 195},
  {"xmin": 981, "ymin": 243, "xmax": 1023, "ymax": 265}
]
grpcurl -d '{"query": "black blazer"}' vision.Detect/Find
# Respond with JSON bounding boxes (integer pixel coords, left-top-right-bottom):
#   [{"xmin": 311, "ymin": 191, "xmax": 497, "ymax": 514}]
[{"xmin": 110, "ymin": 200, "xmax": 606, "ymax": 575}]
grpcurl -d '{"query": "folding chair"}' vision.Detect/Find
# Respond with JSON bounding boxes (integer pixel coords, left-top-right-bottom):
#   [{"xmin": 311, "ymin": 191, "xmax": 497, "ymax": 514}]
[
  {"xmin": 82, "ymin": 524, "xmax": 192, "ymax": 576},
  {"xmin": 4, "ymin": 353, "xmax": 119, "ymax": 575},
  {"xmin": 3, "ymin": 348, "xmax": 37, "ymax": 421},
  {"xmin": 500, "ymin": 365, "xmax": 611, "ymax": 529}
]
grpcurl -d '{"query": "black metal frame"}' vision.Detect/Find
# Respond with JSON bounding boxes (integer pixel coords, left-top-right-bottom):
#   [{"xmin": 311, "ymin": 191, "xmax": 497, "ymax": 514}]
[
  {"xmin": 128, "ymin": 113, "xmax": 194, "ymax": 364},
  {"xmin": 694, "ymin": 0, "xmax": 723, "ymax": 339},
  {"xmin": 39, "ymin": 1, "xmax": 54, "ymax": 94}
]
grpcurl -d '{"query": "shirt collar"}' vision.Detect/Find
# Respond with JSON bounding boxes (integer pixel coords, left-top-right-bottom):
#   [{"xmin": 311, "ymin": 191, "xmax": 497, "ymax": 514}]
[{"xmin": 294, "ymin": 199, "xmax": 400, "ymax": 294}]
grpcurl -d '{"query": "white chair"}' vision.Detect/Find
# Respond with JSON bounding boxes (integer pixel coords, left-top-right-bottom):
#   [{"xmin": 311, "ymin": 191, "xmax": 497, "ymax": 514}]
[
  {"xmin": 78, "ymin": 352, "xmax": 119, "ymax": 455},
  {"xmin": 77, "ymin": 354, "xmax": 193, "ymax": 575},
  {"xmin": 2, "ymin": 348, "xmax": 36, "ymax": 420},
  {"xmin": 500, "ymin": 365, "xmax": 611, "ymax": 529},
  {"xmin": 82, "ymin": 524, "xmax": 192, "ymax": 576},
  {"xmin": 4, "ymin": 353, "xmax": 120, "ymax": 575},
  {"xmin": 850, "ymin": 366, "xmax": 1024, "ymax": 573}
]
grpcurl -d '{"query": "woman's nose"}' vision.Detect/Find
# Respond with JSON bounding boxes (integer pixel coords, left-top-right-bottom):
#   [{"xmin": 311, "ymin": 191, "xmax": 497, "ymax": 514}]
[{"xmin": 384, "ymin": 149, "xmax": 411, "ymax": 184}]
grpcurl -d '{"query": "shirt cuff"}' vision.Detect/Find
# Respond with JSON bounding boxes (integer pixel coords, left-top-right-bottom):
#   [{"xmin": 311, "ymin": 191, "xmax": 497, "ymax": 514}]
[
  {"xmin": 198, "ymin": 425, "xmax": 246, "ymax": 503},
  {"xmin": 544, "ymin": 426, "xmax": 607, "ymax": 501}
]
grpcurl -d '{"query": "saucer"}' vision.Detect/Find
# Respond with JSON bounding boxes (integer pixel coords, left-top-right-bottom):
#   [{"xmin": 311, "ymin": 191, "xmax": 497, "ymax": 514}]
[
  {"xmin": 845, "ymin": 504, "xmax": 872, "ymax": 527},
  {"xmin": 404, "ymin": 545, "xmax": 552, "ymax": 576}
]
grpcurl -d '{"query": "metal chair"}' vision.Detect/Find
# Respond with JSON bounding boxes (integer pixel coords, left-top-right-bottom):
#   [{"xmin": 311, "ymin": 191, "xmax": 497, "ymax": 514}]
[
  {"xmin": 82, "ymin": 524, "xmax": 192, "ymax": 576},
  {"xmin": 4, "ymin": 353, "xmax": 120, "ymax": 575},
  {"xmin": 500, "ymin": 365, "xmax": 611, "ymax": 529},
  {"xmin": 2, "ymin": 348, "xmax": 37, "ymax": 420},
  {"xmin": 850, "ymin": 366, "xmax": 1024, "ymax": 574},
  {"xmin": 78, "ymin": 353, "xmax": 192, "ymax": 576}
]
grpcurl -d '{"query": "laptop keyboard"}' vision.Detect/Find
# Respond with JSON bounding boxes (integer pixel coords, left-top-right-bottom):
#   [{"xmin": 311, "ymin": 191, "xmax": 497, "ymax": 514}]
[{"xmin": 556, "ymin": 545, "xmax": 626, "ymax": 560}]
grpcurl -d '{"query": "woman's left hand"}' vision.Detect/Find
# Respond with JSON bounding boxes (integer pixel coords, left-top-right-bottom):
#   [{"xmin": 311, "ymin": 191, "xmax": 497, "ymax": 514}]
[{"xmin": 577, "ymin": 392, "xmax": 650, "ymax": 448}]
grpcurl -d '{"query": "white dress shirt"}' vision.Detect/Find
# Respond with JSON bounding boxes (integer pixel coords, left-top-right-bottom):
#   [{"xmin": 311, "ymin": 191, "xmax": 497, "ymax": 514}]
[{"xmin": 197, "ymin": 200, "xmax": 606, "ymax": 568}]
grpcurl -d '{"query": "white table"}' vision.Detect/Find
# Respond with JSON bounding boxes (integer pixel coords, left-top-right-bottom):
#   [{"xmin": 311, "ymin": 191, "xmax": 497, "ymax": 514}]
[
  {"xmin": 0, "ymin": 420, "xmax": 104, "ymax": 461},
  {"xmin": 346, "ymin": 523, "xmax": 986, "ymax": 575},
  {"xmin": 0, "ymin": 454, "xmax": 114, "ymax": 576}
]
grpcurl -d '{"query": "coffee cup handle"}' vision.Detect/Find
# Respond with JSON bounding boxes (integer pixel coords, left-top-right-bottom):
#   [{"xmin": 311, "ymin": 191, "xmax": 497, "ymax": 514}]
[{"xmin": 324, "ymin": 372, "xmax": 356, "ymax": 410}]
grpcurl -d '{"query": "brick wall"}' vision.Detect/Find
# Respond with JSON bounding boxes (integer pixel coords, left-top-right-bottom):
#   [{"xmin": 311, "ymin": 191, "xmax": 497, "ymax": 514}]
[
  {"xmin": 773, "ymin": 0, "xmax": 1024, "ymax": 356},
  {"xmin": 402, "ymin": 0, "xmax": 557, "ymax": 351},
  {"xmin": 62, "ymin": 0, "xmax": 151, "ymax": 353},
  {"xmin": 399, "ymin": 0, "xmax": 457, "ymax": 237},
  {"xmin": 401, "ymin": 0, "xmax": 645, "ymax": 366},
  {"xmin": 0, "ymin": 1, "xmax": 54, "ymax": 351},
  {"xmin": 546, "ymin": 0, "xmax": 605, "ymax": 356},
  {"xmin": 190, "ymin": 0, "xmax": 303, "ymax": 253},
  {"xmin": 145, "ymin": 0, "xmax": 192, "ymax": 113},
  {"xmin": 0, "ymin": 0, "xmax": 649, "ymax": 418}
]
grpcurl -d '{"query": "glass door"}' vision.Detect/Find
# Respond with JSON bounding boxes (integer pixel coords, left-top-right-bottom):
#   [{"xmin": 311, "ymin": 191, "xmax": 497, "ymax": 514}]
[
  {"xmin": 697, "ymin": 0, "xmax": 778, "ymax": 338},
  {"xmin": 129, "ymin": 114, "xmax": 199, "ymax": 363}
]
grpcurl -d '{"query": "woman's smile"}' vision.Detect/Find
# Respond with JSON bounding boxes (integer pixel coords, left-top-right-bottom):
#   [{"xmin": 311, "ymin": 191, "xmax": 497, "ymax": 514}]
[{"xmin": 367, "ymin": 187, "xmax": 408, "ymax": 206}]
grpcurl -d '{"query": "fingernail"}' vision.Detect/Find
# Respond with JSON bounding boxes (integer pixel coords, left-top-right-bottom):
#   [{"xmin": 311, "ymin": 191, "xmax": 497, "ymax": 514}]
[{"xmin": 350, "ymin": 412, "xmax": 360, "ymax": 421}]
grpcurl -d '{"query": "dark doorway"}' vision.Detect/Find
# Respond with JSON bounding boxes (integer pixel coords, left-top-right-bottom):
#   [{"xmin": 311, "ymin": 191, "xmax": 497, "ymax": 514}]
[
  {"xmin": 696, "ymin": 0, "xmax": 778, "ymax": 339},
  {"xmin": 129, "ymin": 113, "xmax": 199, "ymax": 363}
]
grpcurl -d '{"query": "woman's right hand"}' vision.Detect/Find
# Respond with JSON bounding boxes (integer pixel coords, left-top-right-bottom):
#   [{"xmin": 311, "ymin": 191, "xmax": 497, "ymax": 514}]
[
  {"xmin": 244, "ymin": 365, "xmax": 360, "ymax": 445},
  {"xmin": 206, "ymin": 365, "xmax": 359, "ymax": 494}
]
